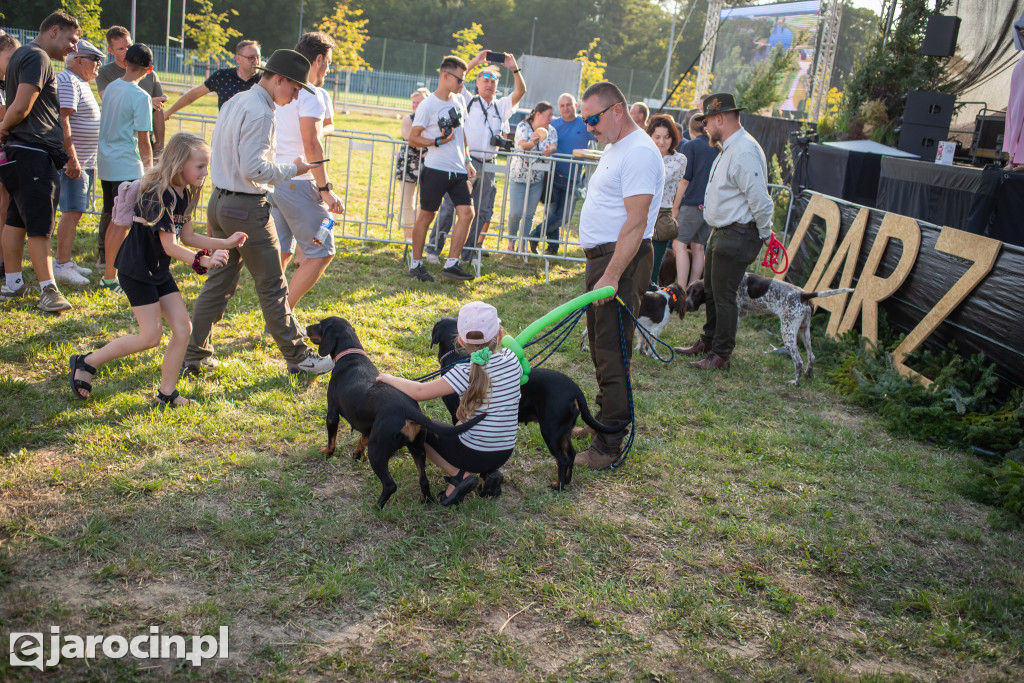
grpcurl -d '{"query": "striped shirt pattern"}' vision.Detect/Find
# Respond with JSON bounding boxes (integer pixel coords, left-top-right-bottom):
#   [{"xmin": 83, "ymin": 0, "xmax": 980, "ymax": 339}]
[
  {"xmin": 442, "ymin": 349, "xmax": 523, "ymax": 451},
  {"xmin": 57, "ymin": 70, "xmax": 101, "ymax": 168}
]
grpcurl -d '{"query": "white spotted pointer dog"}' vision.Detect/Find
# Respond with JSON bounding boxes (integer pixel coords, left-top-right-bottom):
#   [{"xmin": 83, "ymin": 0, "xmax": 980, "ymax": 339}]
[{"xmin": 685, "ymin": 273, "xmax": 853, "ymax": 385}]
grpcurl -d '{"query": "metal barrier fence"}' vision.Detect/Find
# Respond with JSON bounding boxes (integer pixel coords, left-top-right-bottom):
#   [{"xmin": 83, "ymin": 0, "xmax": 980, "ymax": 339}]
[{"xmin": 64, "ymin": 109, "xmax": 793, "ymax": 284}]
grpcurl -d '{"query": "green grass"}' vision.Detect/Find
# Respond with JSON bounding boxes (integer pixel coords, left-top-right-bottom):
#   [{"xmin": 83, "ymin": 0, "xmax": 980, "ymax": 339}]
[{"xmin": 1, "ymin": 109, "xmax": 1023, "ymax": 680}]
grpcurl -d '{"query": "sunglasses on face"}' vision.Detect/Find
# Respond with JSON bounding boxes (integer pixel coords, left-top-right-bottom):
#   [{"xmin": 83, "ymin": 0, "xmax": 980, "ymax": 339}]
[
  {"xmin": 78, "ymin": 55, "xmax": 102, "ymax": 62},
  {"xmin": 583, "ymin": 102, "xmax": 616, "ymax": 127},
  {"xmin": 443, "ymin": 71, "xmax": 464, "ymax": 84},
  {"xmin": 479, "ymin": 73, "xmax": 498, "ymax": 81}
]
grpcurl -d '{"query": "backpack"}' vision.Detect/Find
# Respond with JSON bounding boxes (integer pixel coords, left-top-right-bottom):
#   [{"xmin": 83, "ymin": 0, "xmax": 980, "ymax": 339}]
[{"xmin": 111, "ymin": 179, "xmax": 145, "ymax": 226}]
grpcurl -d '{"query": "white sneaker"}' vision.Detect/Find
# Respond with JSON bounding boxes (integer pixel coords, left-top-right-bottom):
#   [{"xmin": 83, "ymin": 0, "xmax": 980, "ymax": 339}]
[
  {"xmin": 54, "ymin": 262, "xmax": 90, "ymax": 286},
  {"xmin": 72, "ymin": 261, "xmax": 93, "ymax": 276},
  {"xmin": 424, "ymin": 252, "xmax": 440, "ymax": 265},
  {"xmin": 287, "ymin": 351, "xmax": 334, "ymax": 375}
]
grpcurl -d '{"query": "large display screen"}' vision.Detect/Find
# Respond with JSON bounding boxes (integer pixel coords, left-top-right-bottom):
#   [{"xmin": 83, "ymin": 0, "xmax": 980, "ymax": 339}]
[{"xmin": 713, "ymin": 0, "xmax": 821, "ymax": 115}]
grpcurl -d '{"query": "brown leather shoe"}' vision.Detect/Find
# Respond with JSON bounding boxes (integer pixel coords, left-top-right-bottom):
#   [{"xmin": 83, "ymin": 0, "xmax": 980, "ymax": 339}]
[
  {"xmin": 688, "ymin": 353, "xmax": 730, "ymax": 370},
  {"xmin": 574, "ymin": 446, "xmax": 618, "ymax": 470},
  {"xmin": 674, "ymin": 338, "xmax": 709, "ymax": 356},
  {"xmin": 571, "ymin": 425, "xmax": 595, "ymax": 439}
]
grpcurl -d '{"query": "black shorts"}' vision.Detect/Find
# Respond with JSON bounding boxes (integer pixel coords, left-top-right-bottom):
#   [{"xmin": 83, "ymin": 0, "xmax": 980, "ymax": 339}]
[
  {"xmin": 0, "ymin": 147, "xmax": 60, "ymax": 237},
  {"xmin": 118, "ymin": 271, "xmax": 180, "ymax": 307},
  {"xmin": 419, "ymin": 166, "xmax": 472, "ymax": 212},
  {"xmin": 425, "ymin": 430, "xmax": 513, "ymax": 473}
]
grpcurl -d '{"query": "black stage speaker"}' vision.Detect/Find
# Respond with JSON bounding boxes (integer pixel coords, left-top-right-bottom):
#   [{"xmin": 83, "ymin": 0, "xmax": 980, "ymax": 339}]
[
  {"xmin": 897, "ymin": 123, "xmax": 945, "ymax": 161},
  {"xmin": 922, "ymin": 15, "xmax": 961, "ymax": 57},
  {"xmin": 904, "ymin": 90, "xmax": 955, "ymax": 129}
]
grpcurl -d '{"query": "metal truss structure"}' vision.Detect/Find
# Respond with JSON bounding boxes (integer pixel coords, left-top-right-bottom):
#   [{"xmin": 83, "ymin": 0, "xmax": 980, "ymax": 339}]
[{"xmin": 807, "ymin": 0, "xmax": 844, "ymax": 123}]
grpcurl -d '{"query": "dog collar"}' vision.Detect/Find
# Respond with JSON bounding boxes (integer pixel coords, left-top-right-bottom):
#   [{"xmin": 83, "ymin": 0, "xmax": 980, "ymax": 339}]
[
  {"xmin": 333, "ymin": 348, "xmax": 368, "ymax": 363},
  {"xmin": 660, "ymin": 286, "xmax": 678, "ymax": 304}
]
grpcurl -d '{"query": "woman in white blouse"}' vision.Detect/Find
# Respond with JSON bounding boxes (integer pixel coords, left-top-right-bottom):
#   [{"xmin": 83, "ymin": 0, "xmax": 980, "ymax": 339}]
[
  {"xmin": 646, "ymin": 114, "xmax": 687, "ymax": 290},
  {"xmin": 505, "ymin": 101, "xmax": 558, "ymax": 251}
]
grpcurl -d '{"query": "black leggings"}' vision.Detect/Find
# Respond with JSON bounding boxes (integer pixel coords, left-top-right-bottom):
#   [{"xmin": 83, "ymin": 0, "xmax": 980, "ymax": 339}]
[
  {"xmin": 98, "ymin": 179, "xmax": 120, "ymax": 248},
  {"xmin": 425, "ymin": 431, "xmax": 513, "ymax": 473}
]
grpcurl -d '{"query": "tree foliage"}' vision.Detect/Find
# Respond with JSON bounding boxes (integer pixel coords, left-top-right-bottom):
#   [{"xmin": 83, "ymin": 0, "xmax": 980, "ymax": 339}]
[
  {"xmin": 451, "ymin": 22, "xmax": 484, "ymax": 76},
  {"xmin": 185, "ymin": 0, "xmax": 241, "ymax": 63},
  {"xmin": 840, "ymin": 0, "xmax": 953, "ymax": 128},
  {"xmin": 317, "ymin": 2, "xmax": 370, "ymax": 71},
  {"xmin": 61, "ymin": 0, "xmax": 104, "ymax": 47},
  {"xmin": 575, "ymin": 37, "xmax": 606, "ymax": 91},
  {"xmin": 735, "ymin": 44, "xmax": 796, "ymax": 114}
]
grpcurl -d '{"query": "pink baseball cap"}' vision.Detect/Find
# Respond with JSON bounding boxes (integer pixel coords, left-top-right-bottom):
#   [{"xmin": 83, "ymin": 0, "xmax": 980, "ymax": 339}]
[{"xmin": 457, "ymin": 301, "xmax": 500, "ymax": 344}]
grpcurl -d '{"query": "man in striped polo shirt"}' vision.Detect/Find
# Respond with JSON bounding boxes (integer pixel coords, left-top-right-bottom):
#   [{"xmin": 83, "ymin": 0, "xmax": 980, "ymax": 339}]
[{"xmin": 54, "ymin": 39, "xmax": 103, "ymax": 286}]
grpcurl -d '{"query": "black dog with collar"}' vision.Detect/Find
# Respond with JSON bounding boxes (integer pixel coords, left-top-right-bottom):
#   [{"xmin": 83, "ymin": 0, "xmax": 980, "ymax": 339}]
[
  {"xmin": 431, "ymin": 317, "xmax": 628, "ymax": 491},
  {"xmin": 307, "ymin": 317, "xmax": 484, "ymax": 508}
]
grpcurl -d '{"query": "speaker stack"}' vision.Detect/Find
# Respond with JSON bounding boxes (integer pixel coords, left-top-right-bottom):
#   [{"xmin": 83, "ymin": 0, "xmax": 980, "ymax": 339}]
[
  {"xmin": 896, "ymin": 14, "xmax": 960, "ymax": 160},
  {"xmin": 897, "ymin": 91, "xmax": 956, "ymax": 160}
]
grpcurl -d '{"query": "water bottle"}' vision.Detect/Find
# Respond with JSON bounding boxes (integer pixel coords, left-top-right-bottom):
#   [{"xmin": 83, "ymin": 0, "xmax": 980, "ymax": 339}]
[{"xmin": 312, "ymin": 216, "xmax": 335, "ymax": 246}]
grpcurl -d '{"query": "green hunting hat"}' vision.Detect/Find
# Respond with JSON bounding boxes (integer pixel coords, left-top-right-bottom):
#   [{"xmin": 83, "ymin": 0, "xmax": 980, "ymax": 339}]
[
  {"xmin": 693, "ymin": 92, "xmax": 744, "ymax": 122},
  {"xmin": 256, "ymin": 49, "xmax": 314, "ymax": 93}
]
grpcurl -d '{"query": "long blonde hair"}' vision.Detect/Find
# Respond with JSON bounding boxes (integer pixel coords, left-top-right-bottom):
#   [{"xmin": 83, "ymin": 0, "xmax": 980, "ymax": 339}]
[
  {"xmin": 136, "ymin": 132, "xmax": 208, "ymax": 227},
  {"xmin": 455, "ymin": 333, "xmax": 501, "ymax": 422}
]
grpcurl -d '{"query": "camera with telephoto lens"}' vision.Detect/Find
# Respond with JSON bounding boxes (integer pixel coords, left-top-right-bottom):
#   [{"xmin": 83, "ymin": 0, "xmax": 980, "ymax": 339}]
[
  {"xmin": 438, "ymin": 107, "xmax": 463, "ymax": 137},
  {"xmin": 490, "ymin": 134, "xmax": 514, "ymax": 152}
]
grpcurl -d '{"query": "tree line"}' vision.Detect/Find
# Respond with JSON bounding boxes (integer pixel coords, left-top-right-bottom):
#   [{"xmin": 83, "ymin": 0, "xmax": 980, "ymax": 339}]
[{"xmin": 5, "ymin": 0, "xmax": 875, "ymax": 96}]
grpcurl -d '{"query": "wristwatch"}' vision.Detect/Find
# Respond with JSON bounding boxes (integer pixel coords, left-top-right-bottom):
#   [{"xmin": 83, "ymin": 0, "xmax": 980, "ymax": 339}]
[
  {"xmin": 318, "ymin": 182, "xmax": 333, "ymax": 192},
  {"xmin": 434, "ymin": 137, "xmax": 442, "ymax": 147}
]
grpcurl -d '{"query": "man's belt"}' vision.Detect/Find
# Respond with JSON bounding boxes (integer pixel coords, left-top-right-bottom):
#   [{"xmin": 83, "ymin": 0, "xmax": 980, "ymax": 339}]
[
  {"xmin": 215, "ymin": 187, "xmax": 266, "ymax": 198},
  {"xmin": 711, "ymin": 221, "xmax": 757, "ymax": 235},
  {"xmin": 584, "ymin": 239, "xmax": 652, "ymax": 260}
]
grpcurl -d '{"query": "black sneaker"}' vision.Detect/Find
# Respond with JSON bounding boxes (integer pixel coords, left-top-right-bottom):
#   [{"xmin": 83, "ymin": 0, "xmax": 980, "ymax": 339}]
[
  {"xmin": 529, "ymin": 239, "xmax": 539, "ymax": 254},
  {"xmin": 545, "ymin": 245, "xmax": 559, "ymax": 256},
  {"xmin": 409, "ymin": 263, "xmax": 434, "ymax": 282},
  {"xmin": 441, "ymin": 261, "xmax": 475, "ymax": 281}
]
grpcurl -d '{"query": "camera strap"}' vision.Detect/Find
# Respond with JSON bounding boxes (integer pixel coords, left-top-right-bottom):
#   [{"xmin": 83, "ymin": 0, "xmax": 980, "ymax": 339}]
[{"xmin": 468, "ymin": 95, "xmax": 499, "ymax": 139}]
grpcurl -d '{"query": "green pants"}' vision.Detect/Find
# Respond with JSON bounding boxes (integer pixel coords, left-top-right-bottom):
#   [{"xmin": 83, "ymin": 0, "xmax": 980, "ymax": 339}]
[
  {"xmin": 699, "ymin": 226, "xmax": 762, "ymax": 359},
  {"xmin": 584, "ymin": 240, "xmax": 654, "ymax": 455},
  {"xmin": 186, "ymin": 189, "xmax": 310, "ymax": 365}
]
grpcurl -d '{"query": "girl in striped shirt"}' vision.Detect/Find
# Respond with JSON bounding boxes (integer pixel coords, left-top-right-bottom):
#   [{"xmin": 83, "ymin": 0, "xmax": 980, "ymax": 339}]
[{"xmin": 377, "ymin": 301, "xmax": 523, "ymax": 506}]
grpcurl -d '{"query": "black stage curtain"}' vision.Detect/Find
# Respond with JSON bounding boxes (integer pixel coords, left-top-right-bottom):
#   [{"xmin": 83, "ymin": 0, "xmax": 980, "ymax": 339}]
[
  {"xmin": 739, "ymin": 113, "xmax": 809, "ymax": 178},
  {"xmin": 876, "ymin": 157, "xmax": 984, "ymax": 231},
  {"xmin": 804, "ymin": 143, "xmax": 882, "ymax": 206},
  {"xmin": 786, "ymin": 192, "xmax": 1024, "ymax": 389},
  {"xmin": 965, "ymin": 168, "xmax": 1024, "ymax": 248}
]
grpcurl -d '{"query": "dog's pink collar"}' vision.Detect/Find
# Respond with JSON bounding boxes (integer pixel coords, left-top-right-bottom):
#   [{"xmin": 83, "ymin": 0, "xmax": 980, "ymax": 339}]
[{"xmin": 333, "ymin": 348, "xmax": 368, "ymax": 363}]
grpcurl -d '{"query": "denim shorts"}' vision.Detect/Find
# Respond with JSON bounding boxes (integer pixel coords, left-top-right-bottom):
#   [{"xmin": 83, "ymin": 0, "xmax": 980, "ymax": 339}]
[{"xmin": 58, "ymin": 167, "xmax": 95, "ymax": 213}]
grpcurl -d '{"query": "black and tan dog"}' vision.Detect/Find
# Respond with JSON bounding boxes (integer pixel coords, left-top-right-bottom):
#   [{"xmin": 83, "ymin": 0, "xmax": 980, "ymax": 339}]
[
  {"xmin": 684, "ymin": 273, "xmax": 853, "ymax": 385},
  {"xmin": 307, "ymin": 317, "xmax": 484, "ymax": 508},
  {"xmin": 431, "ymin": 317, "xmax": 628, "ymax": 491}
]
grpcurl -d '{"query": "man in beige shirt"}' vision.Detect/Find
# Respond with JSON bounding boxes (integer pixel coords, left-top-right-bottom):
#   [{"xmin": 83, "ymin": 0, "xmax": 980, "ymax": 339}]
[{"xmin": 183, "ymin": 50, "xmax": 332, "ymax": 376}]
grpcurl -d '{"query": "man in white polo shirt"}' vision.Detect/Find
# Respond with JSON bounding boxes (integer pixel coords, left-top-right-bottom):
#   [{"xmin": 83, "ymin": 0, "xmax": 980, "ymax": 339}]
[
  {"xmin": 270, "ymin": 31, "xmax": 345, "ymax": 313},
  {"xmin": 574, "ymin": 81, "xmax": 663, "ymax": 470}
]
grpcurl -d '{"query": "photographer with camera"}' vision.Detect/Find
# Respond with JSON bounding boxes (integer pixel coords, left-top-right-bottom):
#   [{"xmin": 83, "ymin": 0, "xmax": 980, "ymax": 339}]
[
  {"xmin": 406, "ymin": 55, "xmax": 476, "ymax": 282},
  {"xmin": 425, "ymin": 51, "xmax": 525, "ymax": 265}
]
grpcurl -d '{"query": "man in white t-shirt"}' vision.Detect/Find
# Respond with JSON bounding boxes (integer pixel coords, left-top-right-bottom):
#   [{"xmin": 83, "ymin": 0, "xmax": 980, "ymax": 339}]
[
  {"xmin": 406, "ymin": 55, "xmax": 476, "ymax": 282},
  {"xmin": 575, "ymin": 81, "xmax": 664, "ymax": 470},
  {"xmin": 425, "ymin": 52, "xmax": 525, "ymax": 264},
  {"xmin": 270, "ymin": 31, "xmax": 345, "ymax": 312}
]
